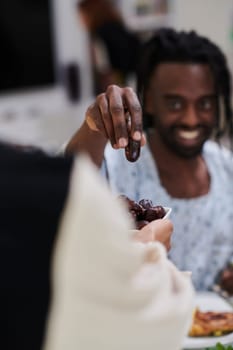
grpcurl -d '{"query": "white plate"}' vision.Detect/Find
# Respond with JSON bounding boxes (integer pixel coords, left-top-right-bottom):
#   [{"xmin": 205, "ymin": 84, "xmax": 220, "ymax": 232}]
[
  {"xmin": 163, "ymin": 207, "xmax": 172, "ymax": 219},
  {"xmin": 183, "ymin": 292, "xmax": 233, "ymax": 349}
]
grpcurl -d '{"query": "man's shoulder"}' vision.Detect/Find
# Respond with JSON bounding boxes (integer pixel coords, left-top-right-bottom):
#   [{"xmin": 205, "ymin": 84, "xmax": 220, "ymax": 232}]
[
  {"xmin": 204, "ymin": 140, "xmax": 232, "ymax": 158},
  {"xmin": 203, "ymin": 141, "xmax": 233, "ymax": 177}
]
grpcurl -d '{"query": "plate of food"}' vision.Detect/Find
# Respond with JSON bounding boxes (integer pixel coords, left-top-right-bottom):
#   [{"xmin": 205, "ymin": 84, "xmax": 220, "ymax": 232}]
[{"xmin": 183, "ymin": 292, "xmax": 233, "ymax": 349}]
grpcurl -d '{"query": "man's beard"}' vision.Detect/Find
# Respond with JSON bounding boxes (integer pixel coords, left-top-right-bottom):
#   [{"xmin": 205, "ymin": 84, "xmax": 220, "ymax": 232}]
[
  {"xmin": 163, "ymin": 137, "xmax": 204, "ymax": 158},
  {"xmin": 158, "ymin": 127, "xmax": 211, "ymax": 159}
]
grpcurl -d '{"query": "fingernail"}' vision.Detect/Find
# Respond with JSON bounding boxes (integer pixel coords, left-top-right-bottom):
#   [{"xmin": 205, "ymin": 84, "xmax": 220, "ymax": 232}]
[
  {"xmin": 118, "ymin": 137, "xmax": 128, "ymax": 148},
  {"xmin": 133, "ymin": 131, "xmax": 141, "ymax": 141}
]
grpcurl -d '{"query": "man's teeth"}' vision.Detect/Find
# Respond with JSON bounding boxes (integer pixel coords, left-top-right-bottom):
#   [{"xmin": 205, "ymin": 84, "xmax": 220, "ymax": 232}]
[{"xmin": 178, "ymin": 130, "xmax": 200, "ymax": 140}]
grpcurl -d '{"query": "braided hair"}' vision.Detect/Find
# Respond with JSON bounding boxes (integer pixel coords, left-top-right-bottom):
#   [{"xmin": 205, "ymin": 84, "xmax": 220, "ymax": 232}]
[{"xmin": 136, "ymin": 28, "xmax": 233, "ymax": 144}]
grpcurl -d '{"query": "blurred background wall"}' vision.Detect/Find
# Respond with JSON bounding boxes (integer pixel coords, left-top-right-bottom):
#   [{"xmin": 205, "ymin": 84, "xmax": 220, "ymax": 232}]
[
  {"xmin": 174, "ymin": 0, "xmax": 233, "ymax": 72},
  {"xmin": 0, "ymin": 0, "xmax": 232, "ymax": 151}
]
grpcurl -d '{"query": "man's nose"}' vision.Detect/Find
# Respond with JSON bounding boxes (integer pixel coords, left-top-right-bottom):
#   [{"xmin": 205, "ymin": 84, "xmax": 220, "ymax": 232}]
[{"xmin": 183, "ymin": 105, "xmax": 199, "ymax": 126}]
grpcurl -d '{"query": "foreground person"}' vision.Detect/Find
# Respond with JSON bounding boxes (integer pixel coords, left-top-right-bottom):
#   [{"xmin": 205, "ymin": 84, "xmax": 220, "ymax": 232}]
[
  {"xmin": 0, "ymin": 143, "xmax": 173, "ymax": 350},
  {"xmin": 66, "ymin": 28, "xmax": 233, "ymax": 291},
  {"xmin": 43, "ymin": 156, "xmax": 194, "ymax": 350}
]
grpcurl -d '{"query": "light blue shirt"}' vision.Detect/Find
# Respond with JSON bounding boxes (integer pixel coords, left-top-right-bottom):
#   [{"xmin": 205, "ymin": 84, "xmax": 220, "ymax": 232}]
[{"xmin": 102, "ymin": 140, "xmax": 233, "ymax": 291}]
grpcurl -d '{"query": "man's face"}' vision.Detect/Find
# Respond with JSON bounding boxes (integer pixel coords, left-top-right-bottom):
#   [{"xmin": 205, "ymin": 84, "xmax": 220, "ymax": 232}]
[{"xmin": 145, "ymin": 63, "xmax": 217, "ymax": 158}]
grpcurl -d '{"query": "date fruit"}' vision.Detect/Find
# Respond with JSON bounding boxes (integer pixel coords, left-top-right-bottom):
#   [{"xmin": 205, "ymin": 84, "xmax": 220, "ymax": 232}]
[
  {"xmin": 119, "ymin": 195, "xmax": 166, "ymax": 229},
  {"xmin": 125, "ymin": 138, "xmax": 141, "ymax": 162}
]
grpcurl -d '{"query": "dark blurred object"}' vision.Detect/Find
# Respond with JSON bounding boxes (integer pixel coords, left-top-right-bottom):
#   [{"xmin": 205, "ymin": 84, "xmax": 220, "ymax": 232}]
[
  {"xmin": 0, "ymin": 0, "xmax": 55, "ymax": 92},
  {"xmin": 219, "ymin": 263, "xmax": 233, "ymax": 295},
  {"xmin": 125, "ymin": 138, "xmax": 141, "ymax": 162},
  {"xmin": 62, "ymin": 63, "xmax": 81, "ymax": 102},
  {"xmin": 77, "ymin": 0, "xmax": 141, "ymax": 93},
  {"xmin": 136, "ymin": 0, "xmax": 168, "ymax": 16},
  {"xmin": 0, "ymin": 143, "xmax": 73, "ymax": 350}
]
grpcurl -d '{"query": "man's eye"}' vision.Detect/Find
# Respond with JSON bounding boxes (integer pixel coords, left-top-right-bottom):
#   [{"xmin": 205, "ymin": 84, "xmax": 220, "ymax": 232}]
[
  {"xmin": 199, "ymin": 99, "xmax": 214, "ymax": 111},
  {"xmin": 168, "ymin": 100, "xmax": 182, "ymax": 111}
]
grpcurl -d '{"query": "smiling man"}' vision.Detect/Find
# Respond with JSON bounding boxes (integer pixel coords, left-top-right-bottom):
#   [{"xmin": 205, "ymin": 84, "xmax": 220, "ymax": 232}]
[
  {"xmin": 66, "ymin": 28, "xmax": 233, "ymax": 292},
  {"xmin": 143, "ymin": 62, "xmax": 217, "ymax": 198}
]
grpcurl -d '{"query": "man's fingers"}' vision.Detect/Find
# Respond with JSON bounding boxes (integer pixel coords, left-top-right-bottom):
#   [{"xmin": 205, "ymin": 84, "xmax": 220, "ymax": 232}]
[
  {"xmin": 123, "ymin": 87, "xmax": 143, "ymax": 141},
  {"xmin": 107, "ymin": 85, "xmax": 128, "ymax": 148},
  {"xmin": 86, "ymin": 85, "xmax": 144, "ymax": 152},
  {"xmin": 141, "ymin": 132, "xmax": 147, "ymax": 146},
  {"xmin": 97, "ymin": 93, "xmax": 116, "ymax": 147}
]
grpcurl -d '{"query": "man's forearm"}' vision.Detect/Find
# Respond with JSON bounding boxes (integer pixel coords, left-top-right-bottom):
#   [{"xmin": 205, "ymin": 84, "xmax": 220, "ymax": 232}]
[{"xmin": 65, "ymin": 121, "xmax": 108, "ymax": 167}]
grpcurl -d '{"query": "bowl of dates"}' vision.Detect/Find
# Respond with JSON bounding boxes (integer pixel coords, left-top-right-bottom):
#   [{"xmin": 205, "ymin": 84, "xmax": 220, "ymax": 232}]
[{"xmin": 118, "ymin": 195, "xmax": 172, "ymax": 230}]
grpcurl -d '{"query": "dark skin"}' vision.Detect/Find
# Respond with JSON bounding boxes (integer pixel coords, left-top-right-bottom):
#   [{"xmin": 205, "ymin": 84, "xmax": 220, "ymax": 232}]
[
  {"xmin": 145, "ymin": 63, "xmax": 217, "ymax": 198},
  {"xmin": 66, "ymin": 85, "xmax": 146, "ymax": 166},
  {"xmin": 66, "ymin": 63, "xmax": 217, "ymax": 199}
]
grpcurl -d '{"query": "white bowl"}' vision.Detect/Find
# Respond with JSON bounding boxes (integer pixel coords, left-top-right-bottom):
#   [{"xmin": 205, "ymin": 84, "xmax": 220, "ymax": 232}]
[{"xmin": 163, "ymin": 207, "xmax": 172, "ymax": 219}]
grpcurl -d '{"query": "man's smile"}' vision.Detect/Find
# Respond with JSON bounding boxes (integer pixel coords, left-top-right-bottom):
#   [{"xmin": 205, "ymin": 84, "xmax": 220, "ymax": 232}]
[{"xmin": 177, "ymin": 129, "xmax": 200, "ymax": 140}]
